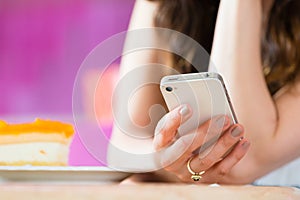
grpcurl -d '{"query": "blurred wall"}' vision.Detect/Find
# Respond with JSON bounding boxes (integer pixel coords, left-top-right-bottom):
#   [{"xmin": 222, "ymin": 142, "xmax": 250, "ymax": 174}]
[
  {"xmin": 0, "ymin": 0, "xmax": 135, "ymax": 166},
  {"xmin": 0, "ymin": 0, "xmax": 134, "ymax": 115}
]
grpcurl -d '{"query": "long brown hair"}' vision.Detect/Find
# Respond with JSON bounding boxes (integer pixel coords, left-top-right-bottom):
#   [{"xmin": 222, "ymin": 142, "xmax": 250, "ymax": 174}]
[
  {"xmin": 149, "ymin": 0, "xmax": 219, "ymax": 73},
  {"xmin": 149, "ymin": 0, "xmax": 300, "ymax": 95},
  {"xmin": 262, "ymin": 0, "xmax": 300, "ymax": 94}
]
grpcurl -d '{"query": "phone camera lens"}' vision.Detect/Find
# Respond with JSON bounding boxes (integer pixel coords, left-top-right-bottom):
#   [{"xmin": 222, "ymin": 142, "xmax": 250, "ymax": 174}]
[{"xmin": 166, "ymin": 87, "xmax": 173, "ymax": 92}]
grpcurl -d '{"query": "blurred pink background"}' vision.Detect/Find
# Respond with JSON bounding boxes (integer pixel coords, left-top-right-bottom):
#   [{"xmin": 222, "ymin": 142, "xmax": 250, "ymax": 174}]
[{"xmin": 0, "ymin": 0, "xmax": 135, "ymax": 166}]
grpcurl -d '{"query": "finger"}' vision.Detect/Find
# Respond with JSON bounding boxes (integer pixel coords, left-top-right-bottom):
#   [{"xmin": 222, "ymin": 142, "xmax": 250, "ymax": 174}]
[
  {"xmin": 214, "ymin": 138, "xmax": 250, "ymax": 177},
  {"xmin": 160, "ymin": 133, "xmax": 195, "ymax": 171},
  {"xmin": 153, "ymin": 104, "xmax": 192, "ymax": 150},
  {"xmin": 190, "ymin": 124, "xmax": 244, "ymax": 172},
  {"xmin": 159, "ymin": 115, "xmax": 231, "ymax": 171},
  {"xmin": 188, "ymin": 115, "xmax": 231, "ymax": 154},
  {"xmin": 188, "ymin": 138, "xmax": 250, "ymax": 184},
  {"xmin": 216, "ymin": 124, "xmax": 244, "ymax": 158}
]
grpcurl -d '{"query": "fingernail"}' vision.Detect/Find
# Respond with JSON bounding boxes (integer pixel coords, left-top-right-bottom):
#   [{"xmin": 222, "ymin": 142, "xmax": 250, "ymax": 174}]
[
  {"xmin": 179, "ymin": 105, "xmax": 191, "ymax": 117},
  {"xmin": 242, "ymin": 141, "xmax": 250, "ymax": 149},
  {"xmin": 231, "ymin": 126, "xmax": 242, "ymax": 138},
  {"xmin": 215, "ymin": 116, "xmax": 228, "ymax": 128}
]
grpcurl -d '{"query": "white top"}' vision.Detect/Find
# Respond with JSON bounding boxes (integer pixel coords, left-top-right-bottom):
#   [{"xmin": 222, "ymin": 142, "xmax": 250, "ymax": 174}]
[{"xmin": 255, "ymin": 157, "xmax": 300, "ymax": 187}]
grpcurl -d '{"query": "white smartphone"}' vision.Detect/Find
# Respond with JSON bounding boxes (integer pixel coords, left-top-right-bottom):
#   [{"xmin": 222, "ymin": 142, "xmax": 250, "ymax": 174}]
[{"xmin": 160, "ymin": 72, "xmax": 237, "ymax": 136}]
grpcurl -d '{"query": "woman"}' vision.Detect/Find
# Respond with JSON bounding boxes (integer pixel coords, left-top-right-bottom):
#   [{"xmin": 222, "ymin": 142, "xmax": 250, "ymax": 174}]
[{"xmin": 108, "ymin": 0, "xmax": 300, "ymax": 185}]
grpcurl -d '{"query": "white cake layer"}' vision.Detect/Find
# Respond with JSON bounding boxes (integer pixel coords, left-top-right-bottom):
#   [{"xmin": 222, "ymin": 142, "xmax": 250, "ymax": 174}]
[
  {"xmin": 0, "ymin": 142, "xmax": 69, "ymax": 164},
  {"xmin": 0, "ymin": 132, "xmax": 70, "ymax": 144}
]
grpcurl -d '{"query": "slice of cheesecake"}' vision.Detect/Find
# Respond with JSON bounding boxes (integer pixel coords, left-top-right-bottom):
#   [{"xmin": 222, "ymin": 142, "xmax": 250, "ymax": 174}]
[{"xmin": 0, "ymin": 118, "xmax": 74, "ymax": 166}]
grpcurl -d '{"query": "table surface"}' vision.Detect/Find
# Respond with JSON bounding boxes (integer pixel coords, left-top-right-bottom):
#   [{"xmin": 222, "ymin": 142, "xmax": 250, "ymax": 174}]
[{"xmin": 0, "ymin": 182, "xmax": 300, "ymax": 200}]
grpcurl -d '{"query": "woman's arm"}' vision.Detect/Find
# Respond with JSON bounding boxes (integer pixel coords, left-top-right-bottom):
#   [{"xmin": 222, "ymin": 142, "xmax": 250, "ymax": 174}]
[
  {"xmin": 107, "ymin": 0, "xmax": 171, "ymax": 169},
  {"xmin": 210, "ymin": 0, "xmax": 300, "ymax": 183}
]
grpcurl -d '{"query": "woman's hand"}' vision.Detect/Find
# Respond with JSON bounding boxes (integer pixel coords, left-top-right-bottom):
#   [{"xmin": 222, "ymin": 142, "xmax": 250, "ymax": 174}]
[{"xmin": 153, "ymin": 104, "xmax": 250, "ymax": 183}]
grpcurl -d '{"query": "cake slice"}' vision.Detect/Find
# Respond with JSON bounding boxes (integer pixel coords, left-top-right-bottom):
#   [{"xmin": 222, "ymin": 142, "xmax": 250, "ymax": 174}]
[{"xmin": 0, "ymin": 118, "xmax": 74, "ymax": 166}]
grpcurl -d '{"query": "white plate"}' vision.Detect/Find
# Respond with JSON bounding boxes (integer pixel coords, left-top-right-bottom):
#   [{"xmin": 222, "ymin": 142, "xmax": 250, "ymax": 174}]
[{"xmin": 0, "ymin": 166, "xmax": 131, "ymax": 183}]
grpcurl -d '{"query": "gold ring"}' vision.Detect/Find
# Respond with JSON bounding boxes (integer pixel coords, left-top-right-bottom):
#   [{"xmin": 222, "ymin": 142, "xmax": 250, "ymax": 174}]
[{"xmin": 187, "ymin": 157, "xmax": 205, "ymax": 181}]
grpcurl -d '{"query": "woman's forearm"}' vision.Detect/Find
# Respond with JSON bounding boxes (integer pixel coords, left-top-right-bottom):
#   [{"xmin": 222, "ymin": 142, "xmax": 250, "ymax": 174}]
[
  {"xmin": 210, "ymin": 0, "xmax": 277, "ymax": 150},
  {"xmin": 209, "ymin": 0, "xmax": 281, "ymax": 182}
]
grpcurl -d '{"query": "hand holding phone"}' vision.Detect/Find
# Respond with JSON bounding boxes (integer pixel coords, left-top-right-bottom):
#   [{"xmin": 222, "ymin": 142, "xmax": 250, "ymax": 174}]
[{"xmin": 154, "ymin": 72, "xmax": 249, "ymax": 183}]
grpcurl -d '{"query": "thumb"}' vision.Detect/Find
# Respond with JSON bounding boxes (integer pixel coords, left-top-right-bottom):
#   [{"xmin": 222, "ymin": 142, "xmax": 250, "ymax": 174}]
[{"xmin": 153, "ymin": 104, "xmax": 192, "ymax": 151}]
